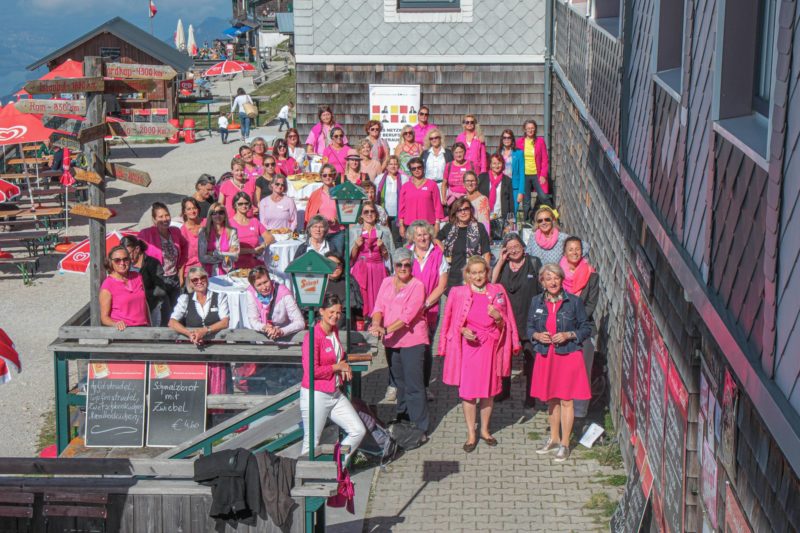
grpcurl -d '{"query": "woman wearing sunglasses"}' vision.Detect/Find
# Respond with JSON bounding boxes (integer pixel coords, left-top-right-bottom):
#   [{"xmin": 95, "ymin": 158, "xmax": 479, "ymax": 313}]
[
  {"xmin": 357, "ymin": 138, "xmax": 382, "ymax": 181},
  {"xmin": 99, "ymin": 246, "xmax": 150, "ymax": 330},
  {"xmin": 199, "ymin": 202, "xmax": 240, "ymax": 276},
  {"xmin": 229, "ymin": 191, "xmax": 274, "ymax": 269},
  {"xmin": 456, "ymin": 114, "xmax": 487, "ymax": 173},
  {"xmin": 218, "ymin": 157, "xmax": 257, "ymax": 220},
  {"xmin": 412, "ymin": 105, "xmax": 437, "ymax": 145},
  {"xmin": 369, "ymin": 248, "xmax": 430, "ymax": 441},
  {"xmin": 421, "ymin": 128, "xmax": 452, "ymax": 190},
  {"xmin": 349, "ymin": 201, "xmax": 393, "ymax": 318},
  {"xmin": 437, "ymin": 198, "xmax": 491, "ymax": 290},
  {"xmin": 254, "ymin": 154, "xmax": 280, "ymax": 207},
  {"xmin": 496, "ymin": 130, "xmax": 525, "ymax": 211},
  {"xmin": 394, "ymin": 125, "xmax": 423, "ymax": 174},
  {"xmin": 321, "ymin": 126, "xmax": 351, "ymax": 176},
  {"xmin": 525, "ymin": 206, "xmax": 588, "ymax": 266},
  {"xmin": 364, "ymin": 120, "xmax": 390, "ymax": 171},
  {"xmin": 273, "ymin": 138, "xmax": 299, "ymax": 178},
  {"xmin": 284, "ymin": 128, "xmax": 307, "ymax": 168},
  {"xmin": 258, "ymin": 174, "xmax": 297, "ymax": 233}
]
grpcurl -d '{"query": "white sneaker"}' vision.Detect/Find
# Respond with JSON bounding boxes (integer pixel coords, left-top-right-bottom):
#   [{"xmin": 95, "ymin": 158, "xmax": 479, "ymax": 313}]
[
  {"xmin": 383, "ymin": 386, "xmax": 397, "ymax": 402},
  {"xmin": 553, "ymin": 445, "xmax": 571, "ymax": 462},
  {"xmin": 426, "ymin": 389, "xmax": 435, "ymax": 401}
]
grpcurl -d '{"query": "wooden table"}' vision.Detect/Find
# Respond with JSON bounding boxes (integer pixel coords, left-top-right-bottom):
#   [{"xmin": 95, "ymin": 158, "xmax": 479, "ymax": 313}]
[{"xmin": 6, "ymin": 157, "xmax": 49, "ymax": 166}]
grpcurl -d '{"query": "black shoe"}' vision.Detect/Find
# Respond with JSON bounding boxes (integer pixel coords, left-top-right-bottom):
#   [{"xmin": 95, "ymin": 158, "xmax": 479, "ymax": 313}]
[{"xmin": 495, "ymin": 392, "xmax": 510, "ymax": 403}]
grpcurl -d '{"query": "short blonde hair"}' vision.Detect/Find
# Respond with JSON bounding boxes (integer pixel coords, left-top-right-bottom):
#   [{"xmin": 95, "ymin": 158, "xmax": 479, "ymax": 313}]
[
  {"xmin": 534, "ymin": 205, "xmax": 559, "ymax": 224},
  {"xmin": 462, "ymin": 255, "xmax": 489, "ymax": 281},
  {"xmin": 538, "ymin": 263, "xmax": 565, "ymax": 284},
  {"xmin": 424, "ymin": 128, "xmax": 445, "ymax": 150}
]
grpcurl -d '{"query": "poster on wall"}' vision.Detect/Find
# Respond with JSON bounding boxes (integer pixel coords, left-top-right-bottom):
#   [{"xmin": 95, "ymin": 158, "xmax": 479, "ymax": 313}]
[
  {"xmin": 720, "ymin": 369, "xmax": 738, "ymax": 476},
  {"xmin": 621, "ymin": 268, "xmax": 640, "ymax": 439},
  {"xmin": 633, "ymin": 299, "xmax": 652, "ymax": 448},
  {"xmin": 646, "ymin": 328, "xmax": 668, "ymax": 493},
  {"xmin": 368, "ymin": 84, "xmax": 421, "ymax": 150},
  {"xmin": 663, "ymin": 360, "xmax": 689, "ymax": 533}
]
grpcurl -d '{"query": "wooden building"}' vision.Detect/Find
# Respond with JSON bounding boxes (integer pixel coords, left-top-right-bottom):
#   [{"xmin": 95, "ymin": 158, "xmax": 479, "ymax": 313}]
[
  {"xmin": 27, "ymin": 17, "xmax": 192, "ymax": 121},
  {"xmin": 547, "ymin": 0, "xmax": 800, "ymax": 531}
]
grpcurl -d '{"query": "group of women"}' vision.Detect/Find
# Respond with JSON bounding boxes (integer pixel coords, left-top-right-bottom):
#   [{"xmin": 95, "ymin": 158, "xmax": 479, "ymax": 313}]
[{"xmin": 98, "ymin": 104, "xmax": 598, "ymax": 465}]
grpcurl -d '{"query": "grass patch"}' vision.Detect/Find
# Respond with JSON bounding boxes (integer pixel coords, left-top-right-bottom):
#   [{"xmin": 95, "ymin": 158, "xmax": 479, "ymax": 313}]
[
  {"xmin": 217, "ymin": 71, "xmax": 297, "ymax": 125},
  {"xmin": 577, "ymin": 440, "xmax": 624, "ymax": 469},
  {"xmin": 36, "ymin": 407, "xmax": 56, "ymax": 454},
  {"xmin": 526, "ymin": 431, "xmax": 541, "ymax": 441},
  {"xmin": 593, "ymin": 474, "xmax": 627, "ymax": 486},
  {"xmin": 584, "ymin": 492, "xmax": 618, "ymax": 520}
]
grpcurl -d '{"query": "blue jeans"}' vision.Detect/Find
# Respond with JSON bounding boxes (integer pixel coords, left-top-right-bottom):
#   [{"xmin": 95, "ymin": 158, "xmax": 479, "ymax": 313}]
[{"xmin": 239, "ymin": 113, "xmax": 250, "ymax": 140}]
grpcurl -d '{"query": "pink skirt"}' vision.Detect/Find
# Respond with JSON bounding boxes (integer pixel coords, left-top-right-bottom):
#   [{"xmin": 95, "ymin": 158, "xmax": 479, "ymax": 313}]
[
  {"xmin": 350, "ymin": 255, "xmax": 387, "ymax": 317},
  {"xmin": 530, "ymin": 349, "xmax": 591, "ymax": 401}
]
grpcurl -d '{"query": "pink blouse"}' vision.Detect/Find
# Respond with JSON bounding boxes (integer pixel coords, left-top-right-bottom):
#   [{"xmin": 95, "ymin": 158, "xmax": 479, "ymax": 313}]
[
  {"xmin": 100, "ymin": 272, "xmax": 150, "ymax": 326},
  {"xmin": 230, "ymin": 217, "xmax": 266, "ymax": 269},
  {"xmin": 372, "ymin": 277, "xmax": 428, "ymax": 348},
  {"xmin": 219, "ymin": 178, "xmax": 256, "ymax": 219},
  {"xmin": 180, "ymin": 223, "xmax": 202, "ymax": 274}
]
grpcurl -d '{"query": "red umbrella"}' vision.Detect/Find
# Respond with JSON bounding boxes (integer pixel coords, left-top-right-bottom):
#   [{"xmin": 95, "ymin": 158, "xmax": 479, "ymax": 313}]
[
  {"xmin": 58, "ymin": 230, "xmax": 136, "ymax": 274},
  {"xmin": 203, "ymin": 60, "xmax": 255, "ymax": 76},
  {"xmin": 0, "ymin": 328, "xmax": 21, "ymax": 384},
  {"xmin": 16, "ymin": 59, "xmax": 85, "ymax": 98},
  {"xmin": 0, "ymin": 178, "xmax": 20, "ymax": 203}
]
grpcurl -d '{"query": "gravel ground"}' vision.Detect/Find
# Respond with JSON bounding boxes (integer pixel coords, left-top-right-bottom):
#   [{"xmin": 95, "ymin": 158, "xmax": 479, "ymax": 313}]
[{"xmin": 0, "ymin": 121, "xmax": 281, "ymax": 456}]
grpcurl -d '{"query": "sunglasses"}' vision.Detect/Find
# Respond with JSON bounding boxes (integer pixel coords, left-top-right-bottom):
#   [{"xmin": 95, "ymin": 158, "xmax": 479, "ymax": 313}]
[
  {"xmin": 190, "ymin": 276, "xmax": 208, "ymax": 283},
  {"xmin": 362, "ymin": 209, "xmax": 376, "ymax": 214},
  {"xmin": 409, "ymin": 166, "xmax": 423, "ymax": 171},
  {"xmin": 273, "ymin": 182, "xmax": 286, "ymax": 188},
  {"xmin": 457, "ymin": 207, "xmax": 472, "ymax": 213},
  {"xmin": 288, "ymin": 135, "xmax": 299, "ymax": 138},
  {"xmin": 330, "ymin": 261, "xmax": 343, "ymax": 268},
  {"xmin": 429, "ymin": 136, "xmax": 441, "ymax": 140},
  {"xmin": 211, "ymin": 210, "xmax": 225, "ymax": 216},
  {"xmin": 264, "ymin": 162, "xmax": 276, "ymax": 167},
  {"xmin": 321, "ymin": 173, "xmax": 335, "ymax": 178},
  {"xmin": 332, "ymin": 134, "xmax": 343, "ymax": 138},
  {"xmin": 463, "ymin": 120, "xmax": 475, "ymax": 125},
  {"xmin": 396, "ymin": 262, "xmax": 412, "ymax": 269},
  {"xmin": 369, "ymin": 126, "xmax": 380, "ymax": 131},
  {"xmin": 403, "ymin": 131, "xmax": 414, "ymax": 135},
  {"xmin": 502, "ymin": 136, "xmax": 513, "ymax": 139},
  {"xmin": 277, "ymin": 145, "xmax": 287, "ymax": 150},
  {"xmin": 537, "ymin": 217, "xmax": 553, "ymax": 223},
  {"xmin": 419, "ymin": 112, "xmax": 429, "ymax": 116},
  {"xmin": 111, "ymin": 257, "xmax": 131, "ymax": 264},
  {"xmin": 236, "ymin": 202, "xmax": 251, "ymax": 207}
]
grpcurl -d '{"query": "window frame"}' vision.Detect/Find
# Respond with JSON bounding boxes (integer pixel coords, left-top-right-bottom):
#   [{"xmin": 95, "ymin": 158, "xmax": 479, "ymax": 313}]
[
  {"xmin": 752, "ymin": 0, "xmax": 776, "ymax": 117},
  {"xmin": 653, "ymin": 0, "xmax": 686, "ymax": 94},
  {"xmin": 397, "ymin": 0, "xmax": 460, "ymax": 11}
]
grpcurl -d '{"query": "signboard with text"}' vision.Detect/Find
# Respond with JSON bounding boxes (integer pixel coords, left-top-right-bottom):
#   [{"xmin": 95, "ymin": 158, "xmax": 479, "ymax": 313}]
[
  {"xmin": 368, "ymin": 84, "xmax": 421, "ymax": 150},
  {"xmin": 146, "ymin": 362, "xmax": 207, "ymax": 447},
  {"xmin": 85, "ymin": 361, "xmax": 147, "ymax": 447}
]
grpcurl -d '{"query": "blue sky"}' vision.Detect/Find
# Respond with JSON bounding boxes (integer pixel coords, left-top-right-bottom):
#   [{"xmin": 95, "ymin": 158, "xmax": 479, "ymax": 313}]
[{"xmin": 0, "ymin": 0, "xmax": 231, "ymax": 100}]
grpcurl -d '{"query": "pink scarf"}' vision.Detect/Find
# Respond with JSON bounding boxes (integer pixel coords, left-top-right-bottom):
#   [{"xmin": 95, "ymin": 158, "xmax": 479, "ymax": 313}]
[
  {"xmin": 534, "ymin": 228, "xmax": 560, "ymax": 250},
  {"xmin": 487, "ymin": 171, "xmax": 504, "ymax": 212},
  {"xmin": 205, "ymin": 226, "xmax": 231, "ymax": 275},
  {"xmin": 560, "ymin": 255, "xmax": 595, "ymax": 296}
]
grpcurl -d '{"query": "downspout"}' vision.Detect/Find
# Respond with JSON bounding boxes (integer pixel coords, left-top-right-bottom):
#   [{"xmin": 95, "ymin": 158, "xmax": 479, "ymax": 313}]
[{"xmin": 543, "ymin": 0, "xmax": 555, "ymax": 151}]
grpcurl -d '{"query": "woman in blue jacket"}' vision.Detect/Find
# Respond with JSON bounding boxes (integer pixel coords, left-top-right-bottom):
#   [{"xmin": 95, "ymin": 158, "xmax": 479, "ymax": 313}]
[
  {"xmin": 495, "ymin": 129, "xmax": 525, "ymax": 213},
  {"xmin": 526, "ymin": 263, "xmax": 593, "ymax": 463}
]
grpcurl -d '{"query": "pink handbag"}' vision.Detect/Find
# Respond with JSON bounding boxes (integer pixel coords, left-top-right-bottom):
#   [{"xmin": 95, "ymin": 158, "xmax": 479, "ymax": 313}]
[{"xmin": 326, "ymin": 442, "xmax": 355, "ymax": 514}]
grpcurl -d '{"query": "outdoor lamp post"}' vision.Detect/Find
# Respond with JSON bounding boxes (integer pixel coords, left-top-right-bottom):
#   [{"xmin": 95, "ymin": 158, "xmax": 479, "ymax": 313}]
[
  {"xmin": 285, "ymin": 252, "xmax": 335, "ymax": 461},
  {"xmin": 330, "ymin": 181, "xmax": 366, "ymax": 353}
]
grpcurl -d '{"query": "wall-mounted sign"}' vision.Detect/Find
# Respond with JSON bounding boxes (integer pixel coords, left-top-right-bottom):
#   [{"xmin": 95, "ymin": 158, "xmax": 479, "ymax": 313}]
[{"xmin": 368, "ymin": 84, "xmax": 421, "ymax": 150}]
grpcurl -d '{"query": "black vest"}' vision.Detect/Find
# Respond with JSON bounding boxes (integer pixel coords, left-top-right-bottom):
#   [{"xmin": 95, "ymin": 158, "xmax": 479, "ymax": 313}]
[{"xmin": 185, "ymin": 292, "xmax": 220, "ymax": 328}]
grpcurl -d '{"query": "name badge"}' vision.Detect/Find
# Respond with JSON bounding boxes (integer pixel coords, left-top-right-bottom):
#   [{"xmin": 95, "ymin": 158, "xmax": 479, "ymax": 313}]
[
  {"xmin": 495, "ymin": 296, "xmax": 505, "ymax": 305},
  {"xmin": 527, "ymin": 274, "xmax": 535, "ymax": 279},
  {"xmin": 210, "ymin": 307, "xmax": 218, "ymax": 312},
  {"xmin": 422, "ymin": 187, "xmax": 428, "ymax": 191},
  {"xmin": 535, "ymin": 308, "xmax": 544, "ymax": 314},
  {"xmin": 325, "ymin": 347, "xmax": 333, "ymax": 352}
]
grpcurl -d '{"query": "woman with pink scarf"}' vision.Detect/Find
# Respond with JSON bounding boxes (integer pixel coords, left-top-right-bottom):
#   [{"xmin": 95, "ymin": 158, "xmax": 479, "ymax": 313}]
[
  {"xmin": 455, "ymin": 114, "xmax": 487, "ymax": 173},
  {"xmin": 560, "ymin": 236, "xmax": 598, "ymax": 419},
  {"xmin": 524, "ymin": 206, "xmax": 589, "ymax": 265}
]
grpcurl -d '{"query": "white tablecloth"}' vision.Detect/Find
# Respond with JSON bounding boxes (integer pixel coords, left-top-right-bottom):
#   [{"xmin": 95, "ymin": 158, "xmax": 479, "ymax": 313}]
[
  {"xmin": 267, "ymin": 238, "xmax": 303, "ymax": 287},
  {"xmin": 208, "ymin": 275, "xmax": 252, "ymax": 329}
]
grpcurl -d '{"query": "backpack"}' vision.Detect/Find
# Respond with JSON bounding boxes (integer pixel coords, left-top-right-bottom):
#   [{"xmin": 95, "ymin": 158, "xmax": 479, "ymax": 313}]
[
  {"xmin": 390, "ymin": 420, "xmax": 428, "ymax": 451},
  {"xmin": 349, "ymin": 397, "xmax": 398, "ymax": 465}
]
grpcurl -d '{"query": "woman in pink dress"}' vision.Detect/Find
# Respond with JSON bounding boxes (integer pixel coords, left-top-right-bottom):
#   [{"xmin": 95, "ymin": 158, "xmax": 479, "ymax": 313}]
[
  {"xmin": 322, "ymin": 127, "xmax": 350, "ymax": 176},
  {"xmin": 456, "ymin": 114, "xmax": 487, "ymax": 173},
  {"xmin": 180, "ymin": 197, "xmax": 203, "ymax": 277},
  {"xmin": 229, "ymin": 191, "xmax": 274, "ymax": 269},
  {"xmin": 305, "ymin": 105, "xmax": 347, "ymax": 156},
  {"xmin": 440, "ymin": 143, "xmax": 474, "ymax": 208},
  {"xmin": 218, "ymin": 158, "xmax": 256, "ymax": 219},
  {"xmin": 438, "ymin": 256, "xmax": 519, "ymax": 452},
  {"xmin": 527, "ymin": 263, "xmax": 593, "ymax": 463},
  {"xmin": 349, "ymin": 202, "xmax": 392, "ymax": 317},
  {"xmin": 99, "ymin": 246, "xmax": 150, "ymax": 330}
]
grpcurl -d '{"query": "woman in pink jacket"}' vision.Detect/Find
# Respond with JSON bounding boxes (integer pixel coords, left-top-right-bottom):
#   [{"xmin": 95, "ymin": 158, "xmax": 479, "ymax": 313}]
[
  {"xmin": 305, "ymin": 105, "xmax": 348, "ymax": 156},
  {"xmin": 438, "ymin": 256, "xmax": 520, "ymax": 452},
  {"xmin": 456, "ymin": 114, "xmax": 487, "ymax": 173},
  {"xmin": 300, "ymin": 293, "xmax": 366, "ymax": 463},
  {"xmin": 515, "ymin": 119, "xmax": 551, "ymax": 213}
]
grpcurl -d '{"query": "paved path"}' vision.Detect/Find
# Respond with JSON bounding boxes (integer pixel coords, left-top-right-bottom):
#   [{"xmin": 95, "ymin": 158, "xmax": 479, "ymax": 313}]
[{"xmin": 360, "ymin": 347, "xmax": 624, "ymax": 532}]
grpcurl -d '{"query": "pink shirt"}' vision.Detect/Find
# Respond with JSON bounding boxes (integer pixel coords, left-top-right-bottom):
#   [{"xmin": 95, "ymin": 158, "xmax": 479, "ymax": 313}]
[
  {"xmin": 305, "ymin": 122, "xmax": 348, "ymax": 155},
  {"xmin": 301, "ymin": 323, "xmax": 343, "ymax": 393},
  {"xmin": 456, "ymin": 132, "xmax": 488, "ymax": 173},
  {"xmin": 398, "ymin": 178, "xmax": 445, "ymax": 225},
  {"xmin": 219, "ymin": 178, "xmax": 256, "ymax": 219},
  {"xmin": 322, "ymin": 144, "xmax": 350, "ymax": 175},
  {"xmin": 180, "ymin": 223, "xmax": 202, "ymax": 274},
  {"xmin": 230, "ymin": 217, "xmax": 266, "ymax": 268},
  {"xmin": 372, "ymin": 277, "xmax": 428, "ymax": 348},
  {"xmin": 100, "ymin": 272, "xmax": 150, "ymax": 326},
  {"xmin": 276, "ymin": 157, "xmax": 299, "ymax": 177},
  {"xmin": 413, "ymin": 122, "xmax": 437, "ymax": 145},
  {"xmin": 259, "ymin": 195, "xmax": 297, "ymax": 230}
]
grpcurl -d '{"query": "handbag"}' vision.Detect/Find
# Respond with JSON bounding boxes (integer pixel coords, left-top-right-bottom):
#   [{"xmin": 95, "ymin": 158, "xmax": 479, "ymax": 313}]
[
  {"xmin": 243, "ymin": 101, "xmax": 258, "ymax": 119},
  {"xmin": 326, "ymin": 442, "xmax": 355, "ymax": 514}
]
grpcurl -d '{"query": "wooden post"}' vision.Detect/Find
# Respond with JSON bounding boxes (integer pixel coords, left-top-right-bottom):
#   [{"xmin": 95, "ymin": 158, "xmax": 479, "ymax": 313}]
[{"xmin": 84, "ymin": 57, "xmax": 106, "ymax": 326}]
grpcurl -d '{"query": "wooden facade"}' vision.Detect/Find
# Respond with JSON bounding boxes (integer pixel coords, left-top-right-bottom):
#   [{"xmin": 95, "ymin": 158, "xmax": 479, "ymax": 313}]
[{"xmin": 550, "ymin": 0, "xmax": 800, "ymax": 531}]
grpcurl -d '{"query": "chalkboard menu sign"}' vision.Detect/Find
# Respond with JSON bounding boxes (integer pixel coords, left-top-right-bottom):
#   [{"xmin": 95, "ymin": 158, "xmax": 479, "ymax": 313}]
[
  {"xmin": 146, "ymin": 362, "xmax": 207, "ymax": 447},
  {"xmin": 621, "ymin": 270, "xmax": 640, "ymax": 436},
  {"xmin": 634, "ymin": 301, "xmax": 652, "ymax": 447},
  {"xmin": 663, "ymin": 360, "xmax": 688, "ymax": 533},
  {"xmin": 86, "ymin": 362, "xmax": 147, "ymax": 447},
  {"xmin": 646, "ymin": 329, "xmax": 668, "ymax": 492},
  {"xmin": 610, "ymin": 461, "xmax": 650, "ymax": 533}
]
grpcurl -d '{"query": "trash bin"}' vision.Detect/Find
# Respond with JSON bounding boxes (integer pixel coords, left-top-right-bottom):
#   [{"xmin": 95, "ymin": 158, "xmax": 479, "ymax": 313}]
[
  {"xmin": 168, "ymin": 118, "xmax": 181, "ymax": 144},
  {"xmin": 183, "ymin": 119, "xmax": 196, "ymax": 144}
]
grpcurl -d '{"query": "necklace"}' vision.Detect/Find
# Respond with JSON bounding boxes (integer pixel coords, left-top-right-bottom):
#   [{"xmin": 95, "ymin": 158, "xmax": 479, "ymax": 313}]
[{"xmin": 471, "ymin": 284, "xmax": 487, "ymax": 293}]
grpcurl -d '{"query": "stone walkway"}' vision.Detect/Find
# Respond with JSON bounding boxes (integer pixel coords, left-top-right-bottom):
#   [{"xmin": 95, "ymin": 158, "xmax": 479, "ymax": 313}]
[{"xmin": 359, "ymin": 347, "xmax": 624, "ymax": 533}]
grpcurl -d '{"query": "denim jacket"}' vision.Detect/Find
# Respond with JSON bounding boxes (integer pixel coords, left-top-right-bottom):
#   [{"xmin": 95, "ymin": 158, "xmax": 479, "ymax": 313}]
[{"xmin": 526, "ymin": 291, "xmax": 592, "ymax": 354}]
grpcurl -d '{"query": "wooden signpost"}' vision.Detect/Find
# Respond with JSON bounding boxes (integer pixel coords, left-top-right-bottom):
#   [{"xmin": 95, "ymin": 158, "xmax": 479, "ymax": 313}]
[
  {"xmin": 42, "ymin": 115, "xmax": 83, "ymax": 136},
  {"xmin": 106, "ymin": 62, "xmax": 177, "ymax": 80},
  {"xmin": 108, "ymin": 121, "xmax": 178, "ymax": 138},
  {"xmin": 69, "ymin": 203, "xmax": 115, "ymax": 220},
  {"xmin": 50, "ymin": 133, "xmax": 81, "ymax": 151},
  {"xmin": 105, "ymin": 162, "xmax": 152, "ymax": 187},
  {"xmin": 24, "ymin": 77, "xmax": 104, "ymax": 95},
  {"xmin": 77, "ymin": 123, "xmax": 108, "ymax": 144},
  {"xmin": 73, "ymin": 168, "xmax": 103, "ymax": 185},
  {"xmin": 104, "ymin": 79, "xmax": 157, "ymax": 94},
  {"xmin": 17, "ymin": 99, "xmax": 86, "ymax": 116}
]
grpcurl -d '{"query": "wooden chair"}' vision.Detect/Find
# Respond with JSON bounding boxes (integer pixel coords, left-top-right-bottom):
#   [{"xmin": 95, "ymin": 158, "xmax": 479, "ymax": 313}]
[
  {"xmin": 43, "ymin": 491, "xmax": 107, "ymax": 533},
  {"xmin": 0, "ymin": 490, "xmax": 34, "ymax": 532}
]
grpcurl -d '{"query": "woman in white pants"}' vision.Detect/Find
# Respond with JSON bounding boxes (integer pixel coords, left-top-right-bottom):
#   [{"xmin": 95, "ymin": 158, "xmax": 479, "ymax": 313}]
[{"xmin": 300, "ymin": 293, "xmax": 366, "ymax": 463}]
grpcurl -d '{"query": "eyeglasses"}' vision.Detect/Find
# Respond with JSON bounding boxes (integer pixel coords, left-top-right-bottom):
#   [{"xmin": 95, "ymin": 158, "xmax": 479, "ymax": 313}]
[
  {"xmin": 264, "ymin": 162, "xmax": 276, "ymax": 167},
  {"xmin": 395, "ymin": 262, "xmax": 412, "ymax": 269},
  {"xmin": 111, "ymin": 257, "xmax": 131, "ymax": 264},
  {"xmin": 330, "ymin": 261, "xmax": 343, "ymax": 268},
  {"xmin": 429, "ymin": 136, "xmax": 441, "ymax": 140},
  {"xmin": 463, "ymin": 120, "xmax": 475, "ymax": 125},
  {"xmin": 288, "ymin": 134, "xmax": 299, "ymax": 138},
  {"xmin": 332, "ymin": 134, "xmax": 343, "ymax": 139},
  {"xmin": 321, "ymin": 173, "xmax": 335, "ymax": 178},
  {"xmin": 419, "ymin": 112, "xmax": 429, "ymax": 116},
  {"xmin": 409, "ymin": 166, "xmax": 423, "ymax": 171},
  {"xmin": 236, "ymin": 202, "xmax": 251, "ymax": 207},
  {"xmin": 362, "ymin": 209, "xmax": 376, "ymax": 215},
  {"xmin": 190, "ymin": 276, "xmax": 208, "ymax": 283},
  {"xmin": 369, "ymin": 126, "xmax": 380, "ymax": 131},
  {"xmin": 277, "ymin": 145, "xmax": 287, "ymax": 150},
  {"xmin": 457, "ymin": 207, "xmax": 472, "ymax": 213},
  {"xmin": 273, "ymin": 182, "xmax": 286, "ymax": 188},
  {"xmin": 211, "ymin": 210, "xmax": 225, "ymax": 216},
  {"xmin": 537, "ymin": 217, "xmax": 553, "ymax": 223}
]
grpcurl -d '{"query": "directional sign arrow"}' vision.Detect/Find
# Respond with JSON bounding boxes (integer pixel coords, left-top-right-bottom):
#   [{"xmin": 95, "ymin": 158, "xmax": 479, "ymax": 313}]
[
  {"xmin": 77, "ymin": 123, "xmax": 108, "ymax": 144},
  {"xmin": 50, "ymin": 133, "xmax": 81, "ymax": 151},
  {"xmin": 108, "ymin": 121, "xmax": 178, "ymax": 137},
  {"xmin": 106, "ymin": 62, "xmax": 177, "ymax": 80},
  {"xmin": 24, "ymin": 77, "xmax": 105, "ymax": 95},
  {"xmin": 104, "ymin": 79, "xmax": 158, "ymax": 94},
  {"xmin": 17, "ymin": 99, "xmax": 86, "ymax": 116},
  {"xmin": 74, "ymin": 168, "xmax": 104, "ymax": 185},
  {"xmin": 69, "ymin": 203, "xmax": 115, "ymax": 220},
  {"xmin": 42, "ymin": 115, "xmax": 84, "ymax": 136},
  {"xmin": 105, "ymin": 162, "xmax": 152, "ymax": 187}
]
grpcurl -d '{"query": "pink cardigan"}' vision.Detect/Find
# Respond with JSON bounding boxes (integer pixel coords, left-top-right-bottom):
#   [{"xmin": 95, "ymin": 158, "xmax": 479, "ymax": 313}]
[
  {"xmin": 515, "ymin": 136, "xmax": 549, "ymax": 180},
  {"xmin": 437, "ymin": 284, "xmax": 520, "ymax": 386},
  {"xmin": 456, "ymin": 132, "xmax": 488, "ymax": 173},
  {"xmin": 301, "ymin": 323, "xmax": 343, "ymax": 393},
  {"xmin": 138, "ymin": 226, "xmax": 186, "ymax": 270}
]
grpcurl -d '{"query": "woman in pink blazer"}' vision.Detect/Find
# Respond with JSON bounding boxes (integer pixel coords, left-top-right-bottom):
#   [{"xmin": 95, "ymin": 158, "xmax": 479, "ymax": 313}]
[
  {"xmin": 438, "ymin": 256, "xmax": 520, "ymax": 452},
  {"xmin": 300, "ymin": 293, "xmax": 366, "ymax": 463},
  {"xmin": 515, "ymin": 119, "xmax": 551, "ymax": 214},
  {"xmin": 138, "ymin": 202, "xmax": 187, "ymax": 325},
  {"xmin": 455, "ymin": 114, "xmax": 488, "ymax": 173}
]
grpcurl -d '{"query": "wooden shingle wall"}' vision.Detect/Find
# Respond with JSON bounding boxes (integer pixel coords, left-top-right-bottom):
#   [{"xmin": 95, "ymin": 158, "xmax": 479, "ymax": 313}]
[
  {"xmin": 296, "ymin": 64, "xmax": 545, "ymax": 147},
  {"xmin": 650, "ymin": 84, "xmax": 683, "ymax": 235}
]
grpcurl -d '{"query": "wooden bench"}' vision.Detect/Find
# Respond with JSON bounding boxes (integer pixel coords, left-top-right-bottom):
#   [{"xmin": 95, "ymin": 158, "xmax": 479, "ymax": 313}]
[
  {"xmin": 43, "ymin": 491, "xmax": 108, "ymax": 531},
  {"xmin": 0, "ymin": 490, "xmax": 34, "ymax": 519},
  {"xmin": 0, "ymin": 230, "xmax": 57, "ymax": 256},
  {"xmin": 0, "ymin": 257, "xmax": 40, "ymax": 284}
]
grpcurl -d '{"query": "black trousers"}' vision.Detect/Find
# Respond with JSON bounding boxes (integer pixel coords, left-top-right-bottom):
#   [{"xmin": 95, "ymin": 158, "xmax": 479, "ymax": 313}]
[
  {"xmin": 387, "ymin": 344, "xmax": 429, "ymax": 433},
  {"xmin": 500, "ymin": 341, "xmax": 534, "ymax": 403}
]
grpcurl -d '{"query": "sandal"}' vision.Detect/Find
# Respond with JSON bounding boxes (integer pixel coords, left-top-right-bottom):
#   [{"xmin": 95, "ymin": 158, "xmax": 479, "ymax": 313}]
[
  {"xmin": 463, "ymin": 440, "xmax": 478, "ymax": 453},
  {"xmin": 481, "ymin": 435, "xmax": 498, "ymax": 447}
]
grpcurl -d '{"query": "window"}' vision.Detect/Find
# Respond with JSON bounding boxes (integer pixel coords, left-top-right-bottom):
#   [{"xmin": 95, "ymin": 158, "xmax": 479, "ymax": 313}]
[
  {"xmin": 655, "ymin": 0, "xmax": 685, "ymax": 93},
  {"xmin": 398, "ymin": 0, "xmax": 460, "ymax": 10},
  {"xmin": 99, "ymin": 47, "xmax": 121, "ymax": 62},
  {"xmin": 753, "ymin": 0, "xmax": 776, "ymax": 116},
  {"xmin": 592, "ymin": 0, "xmax": 621, "ymax": 37}
]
